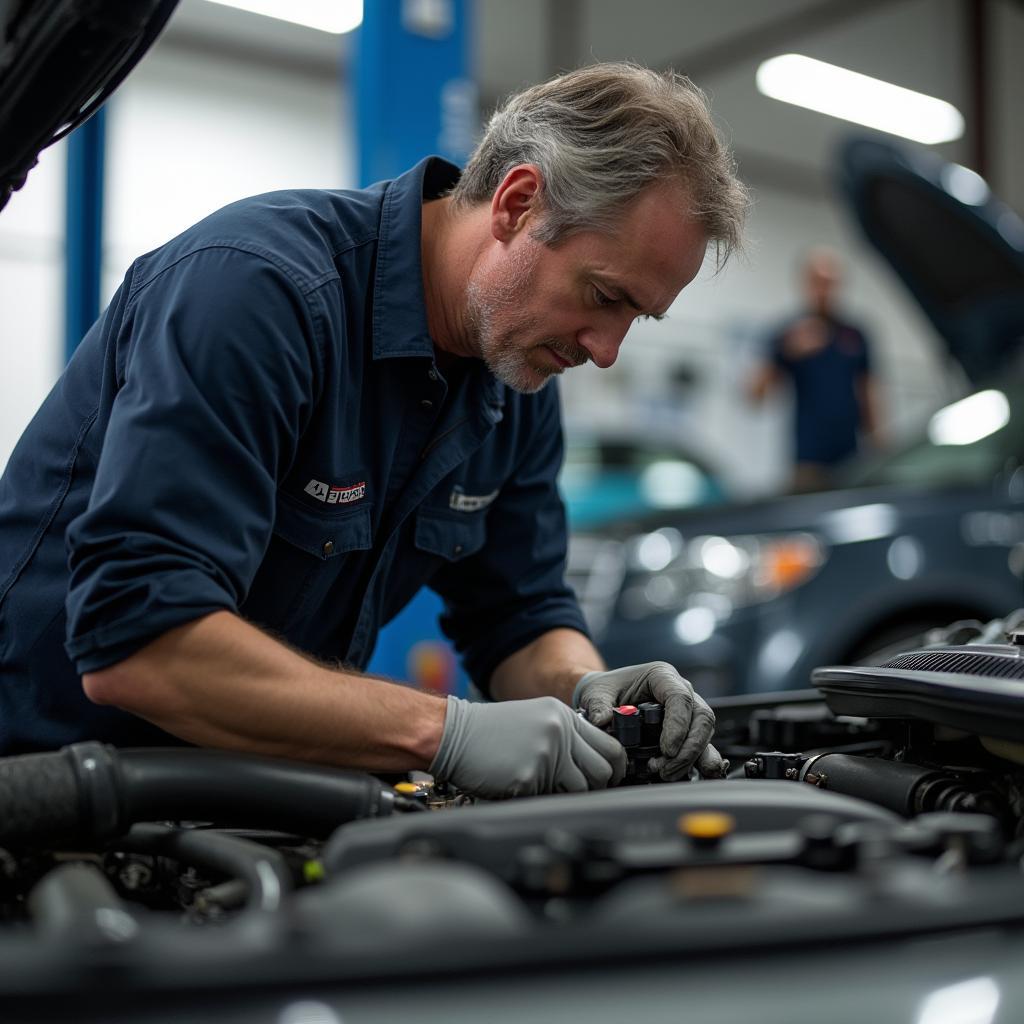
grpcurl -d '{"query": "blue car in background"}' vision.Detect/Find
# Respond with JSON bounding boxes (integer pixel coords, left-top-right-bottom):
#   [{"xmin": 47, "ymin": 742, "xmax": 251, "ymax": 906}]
[
  {"xmin": 569, "ymin": 136, "xmax": 1024, "ymax": 696},
  {"xmin": 569, "ymin": 383, "xmax": 1024, "ymax": 696}
]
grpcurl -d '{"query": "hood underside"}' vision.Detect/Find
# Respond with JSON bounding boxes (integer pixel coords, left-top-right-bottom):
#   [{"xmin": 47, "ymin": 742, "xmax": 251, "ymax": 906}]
[
  {"xmin": 0, "ymin": 0, "xmax": 178, "ymax": 211},
  {"xmin": 837, "ymin": 136, "xmax": 1024, "ymax": 383}
]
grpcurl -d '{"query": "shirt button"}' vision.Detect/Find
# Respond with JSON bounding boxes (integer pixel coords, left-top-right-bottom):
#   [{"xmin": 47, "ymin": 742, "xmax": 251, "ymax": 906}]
[
  {"xmin": 428, "ymin": 367, "xmax": 439, "ymax": 382},
  {"xmin": 420, "ymin": 399, "xmax": 434, "ymax": 411},
  {"xmin": 453, "ymin": 544, "xmax": 463, "ymax": 556},
  {"xmin": 322, "ymin": 540, "xmax": 335, "ymax": 556}
]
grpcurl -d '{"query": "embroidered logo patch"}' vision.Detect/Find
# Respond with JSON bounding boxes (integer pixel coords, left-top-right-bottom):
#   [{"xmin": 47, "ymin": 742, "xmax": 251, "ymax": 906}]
[
  {"xmin": 449, "ymin": 486, "xmax": 498, "ymax": 513},
  {"xmin": 304, "ymin": 479, "xmax": 366, "ymax": 505}
]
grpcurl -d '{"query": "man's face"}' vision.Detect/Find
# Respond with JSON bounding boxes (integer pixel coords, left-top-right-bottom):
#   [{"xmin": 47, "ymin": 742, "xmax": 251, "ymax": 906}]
[
  {"xmin": 804, "ymin": 250, "xmax": 841, "ymax": 315},
  {"xmin": 466, "ymin": 181, "xmax": 707, "ymax": 393}
]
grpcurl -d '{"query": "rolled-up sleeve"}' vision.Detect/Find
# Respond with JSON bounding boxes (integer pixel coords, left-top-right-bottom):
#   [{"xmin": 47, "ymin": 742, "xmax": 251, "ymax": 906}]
[
  {"xmin": 65, "ymin": 245, "xmax": 323, "ymax": 672},
  {"xmin": 431, "ymin": 387, "xmax": 589, "ymax": 694}
]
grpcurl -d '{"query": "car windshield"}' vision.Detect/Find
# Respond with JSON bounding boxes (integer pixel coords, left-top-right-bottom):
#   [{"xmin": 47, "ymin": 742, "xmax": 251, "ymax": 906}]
[
  {"xmin": 560, "ymin": 438, "xmax": 725, "ymax": 529},
  {"xmin": 839, "ymin": 385, "xmax": 1024, "ymax": 489}
]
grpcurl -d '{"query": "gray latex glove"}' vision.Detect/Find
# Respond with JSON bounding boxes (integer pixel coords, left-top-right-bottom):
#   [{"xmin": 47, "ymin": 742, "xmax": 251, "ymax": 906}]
[
  {"xmin": 573, "ymin": 662, "xmax": 726, "ymax": 781},
  {"xmin": 429, "ymin": 695, "xmax": 627, "ymax": 799}
]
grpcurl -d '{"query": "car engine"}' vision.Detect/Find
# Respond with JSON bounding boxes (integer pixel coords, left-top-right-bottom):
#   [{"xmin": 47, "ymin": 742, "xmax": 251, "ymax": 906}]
[{"xmin": 2, "ymin": 614, "xmax": 1024, "ymax": 1012}]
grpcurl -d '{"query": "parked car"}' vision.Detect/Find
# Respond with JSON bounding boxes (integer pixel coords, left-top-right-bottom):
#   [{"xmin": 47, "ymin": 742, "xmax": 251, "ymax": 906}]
[
  {"xmin": 569, "ymin": 382, "xmax": 1024, "ymax": 696},
  {"xmin": 569, "ymin": 135, "xmax": 1024, "ymax": 697},
  {"xmin": 560, "ymin": 431, "xmax": 726, "ymax": 529}
]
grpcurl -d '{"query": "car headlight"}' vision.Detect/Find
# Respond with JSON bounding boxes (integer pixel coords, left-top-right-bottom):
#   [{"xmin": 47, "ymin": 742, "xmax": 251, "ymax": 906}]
[{"xmin": 619, "ymin": 528, "xmax": 826, "ymax": 623}]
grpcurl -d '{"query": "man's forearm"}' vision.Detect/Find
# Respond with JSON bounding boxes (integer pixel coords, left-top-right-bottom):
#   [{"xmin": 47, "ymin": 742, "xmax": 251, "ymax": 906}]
[
  {"xmin": 488, "ymin": 628, "xmax": 605, "ymax": 704},
  {"xmin": 81, "ymin": 610, "xmax": 447, "ymax": 772}
]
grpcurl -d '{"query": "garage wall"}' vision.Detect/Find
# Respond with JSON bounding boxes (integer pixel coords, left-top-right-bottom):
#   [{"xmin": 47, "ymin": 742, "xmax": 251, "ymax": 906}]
[
  {"xmin": 101, "ymin": 42, "xmax": 351, "ymax": 302},
  {"xmin": 0, "ymin": 25, "xmax": 349, "ymax": 472},
  {"xmin": 2, "ymin": 0, "xmax": 1021, "ymax": 491},
  {"xmin": 0, "ymin": 142, "xmax": 66, "ymax": 472},
  {"xmin": 560, "ymin": 175, "xmax": 964, "ymax": 496},
  {"xmin": 494, "ymin": 0, "xmax": 983, "ymax": 495}
]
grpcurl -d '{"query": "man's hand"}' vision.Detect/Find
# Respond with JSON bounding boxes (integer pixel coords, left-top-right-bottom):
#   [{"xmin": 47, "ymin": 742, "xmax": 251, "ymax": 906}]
[
  {"xmin": 573, "ymin": 662, "xmax": 725, "ymax": 781},
  {"xmin": 429, "ymin": 695, "xmax": 627, "ymax": 799}
]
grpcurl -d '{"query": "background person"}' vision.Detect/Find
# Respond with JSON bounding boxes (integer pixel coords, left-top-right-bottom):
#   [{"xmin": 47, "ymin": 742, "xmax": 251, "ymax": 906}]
[{"xmin": 748, "ymin": 247, "xmax": 883, "ymax": 491}]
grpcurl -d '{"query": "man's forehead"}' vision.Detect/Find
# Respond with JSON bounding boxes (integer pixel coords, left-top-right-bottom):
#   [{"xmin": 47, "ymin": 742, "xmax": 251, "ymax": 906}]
[{"xmin": 607, "ymin": 204, "xmax": 706, "ymax": 294}]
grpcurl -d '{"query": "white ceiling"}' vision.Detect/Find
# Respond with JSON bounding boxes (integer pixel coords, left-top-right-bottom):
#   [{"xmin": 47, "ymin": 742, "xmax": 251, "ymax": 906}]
[
  {"xmin": 159, "ymin": 0, "xmax": 1019, "ymax": 201},
  {"xmin": 476, "ymin": 0, "xmax": 973, "ymax": 190}
]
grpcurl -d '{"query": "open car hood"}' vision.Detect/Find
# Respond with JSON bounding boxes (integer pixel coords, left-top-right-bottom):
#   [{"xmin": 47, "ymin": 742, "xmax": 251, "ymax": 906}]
[
  {"xmin": 837, "ymin": 136, "xmax": 1024, "ymax": 383},
  {"xmin": 0, "ymin": 0, "xmax": 178, "ymax": 211}
]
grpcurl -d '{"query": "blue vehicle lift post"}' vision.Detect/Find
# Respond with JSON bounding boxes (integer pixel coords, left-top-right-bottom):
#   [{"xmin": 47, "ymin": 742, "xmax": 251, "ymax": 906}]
[
  {"xmin": 354, "ymin": 0, "xmax": 476, "ymax": 692},
  {"xmin": 64, "ymin": 107, "xmax": 106, "ymax": 362}
]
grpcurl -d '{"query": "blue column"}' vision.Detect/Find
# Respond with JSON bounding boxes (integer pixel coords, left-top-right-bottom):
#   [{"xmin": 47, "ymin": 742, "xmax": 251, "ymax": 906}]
[
  {"xmin": 354, "ymin": 0, "xmax": 475, "ymax": 186},
  {"xmin": 64, "ymin": 108, "xmax": 106, "ymax": 362},
  {"xmin": 356, "ymin": 0, "xmax": 476, "ymax": 694}
]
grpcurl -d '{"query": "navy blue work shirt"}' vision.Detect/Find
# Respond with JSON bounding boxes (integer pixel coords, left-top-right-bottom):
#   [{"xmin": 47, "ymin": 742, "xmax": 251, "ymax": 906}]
[
  {"xmin": 770, "ymin": 313, "xmax": 872, "ymax": 465},
  {"xmin": 0, "ymin": 157, "xmax": 588, "ymax": 754}
]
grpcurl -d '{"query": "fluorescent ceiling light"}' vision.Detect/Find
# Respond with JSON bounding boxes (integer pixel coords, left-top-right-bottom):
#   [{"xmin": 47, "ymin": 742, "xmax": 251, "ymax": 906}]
[
  {"xmin": 202, "ymin": 0, "xmax": 363, "ymax": 34},
  {"xmin": 756, "ymin": 54, "xmax": 964, "ymax": 145}
]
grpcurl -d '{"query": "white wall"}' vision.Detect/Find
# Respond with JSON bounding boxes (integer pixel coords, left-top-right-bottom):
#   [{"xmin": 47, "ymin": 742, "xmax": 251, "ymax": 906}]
[
  {"xmin": 560, "ymin": 176, "xmax": 964, "ymax": 497},
  {"xmin": 2, "ymin": 0, "xmax": 1021, "ymax": 492},
  {"xmin": 0, "ymin": 27, "xmax": 349, "ymax": 472},
  {"xmin": 0, "ymin": 142, "xmax": 66, "ymax": 468},
  {"xmin": 558, "ymin": 0, "xmax": 982, "ymax": 496},
  {"xmin": 102, "ymin": 41, "xmax": 352, "ymax": 301}
]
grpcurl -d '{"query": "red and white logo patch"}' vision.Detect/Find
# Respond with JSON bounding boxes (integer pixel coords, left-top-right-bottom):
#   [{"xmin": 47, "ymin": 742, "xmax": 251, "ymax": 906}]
[{"xmin": 304, "ymin": 478, "xmax": 366, "ymax": 505}]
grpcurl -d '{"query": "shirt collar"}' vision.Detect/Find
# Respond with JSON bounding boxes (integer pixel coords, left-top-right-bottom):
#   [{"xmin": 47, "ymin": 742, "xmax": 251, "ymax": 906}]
[{"xmin": 371, "ymin": 156, "xmax": 461, "ymax": 362}]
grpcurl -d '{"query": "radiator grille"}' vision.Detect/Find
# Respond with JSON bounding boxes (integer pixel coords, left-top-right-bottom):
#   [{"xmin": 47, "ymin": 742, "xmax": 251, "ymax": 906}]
[{"xmin": 882, "ymin": 649, "xmax": 1024, "ymax": 679}]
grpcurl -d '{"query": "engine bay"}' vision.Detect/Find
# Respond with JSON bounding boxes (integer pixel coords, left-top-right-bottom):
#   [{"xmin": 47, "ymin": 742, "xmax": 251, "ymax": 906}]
[{"xmin": 2, "ymin": 618, "xmax": 1024, "ymax": 1009}]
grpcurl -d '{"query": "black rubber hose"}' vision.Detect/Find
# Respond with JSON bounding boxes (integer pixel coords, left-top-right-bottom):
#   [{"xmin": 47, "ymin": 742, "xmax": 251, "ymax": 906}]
[
  {"xmin": 117, "ymin": 824, "xmax": 292, "ymax": 915},
  {"xmin": 117, "ymin": 748, "xmax": 395, "ymax": 838},
  {"xmin": 800, "ymin": 753, "xmax": 944, "ymax": 816},
  {"xmin": 0, "ymin": 742, "xmax": 120, "ymax": 845},
  {"xmin": 0, "ymin": 743, "xmax": 396, "ymax": 846}
]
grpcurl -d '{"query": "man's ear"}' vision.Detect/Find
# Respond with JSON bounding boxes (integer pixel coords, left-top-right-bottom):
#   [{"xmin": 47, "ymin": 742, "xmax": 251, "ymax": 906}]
[{"xmin": 490, "ymin": 164, "xmax": 542, "ymax": 241}]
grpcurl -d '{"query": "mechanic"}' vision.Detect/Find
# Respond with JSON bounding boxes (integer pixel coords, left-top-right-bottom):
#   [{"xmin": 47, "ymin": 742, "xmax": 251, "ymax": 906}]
[
  {"xmin": 0, "ymin": 63, "xmax": 747, "ymax": 798},
  {"xmin": 747, "ymin": 247, "xmax": 883, "ymax": 491}
]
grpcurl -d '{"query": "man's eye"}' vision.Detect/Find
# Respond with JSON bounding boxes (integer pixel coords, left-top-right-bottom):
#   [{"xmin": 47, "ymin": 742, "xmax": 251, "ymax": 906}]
[{"xmin": 593, "ymin": 287, "xmax": 616, "ymax": 307}]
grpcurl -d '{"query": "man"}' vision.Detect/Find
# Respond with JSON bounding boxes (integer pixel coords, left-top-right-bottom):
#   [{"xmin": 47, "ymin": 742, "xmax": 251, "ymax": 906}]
[
  {"xmin": 0, "ymin": 63, "xmax": 747, "ymax": 798},
  {"xmin": 748, "ymin": 248, "xmax": 883, "ymax": 491}
]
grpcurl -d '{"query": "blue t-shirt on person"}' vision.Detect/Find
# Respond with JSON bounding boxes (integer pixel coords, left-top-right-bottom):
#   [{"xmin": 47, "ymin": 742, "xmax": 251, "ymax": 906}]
[
  {"xmin": 770, "ymin": 314, "xmax": 872, "ymax": 465},
  {"xmin": 0, "ymin": 157, "xmax": 588, "ymax": 754}
]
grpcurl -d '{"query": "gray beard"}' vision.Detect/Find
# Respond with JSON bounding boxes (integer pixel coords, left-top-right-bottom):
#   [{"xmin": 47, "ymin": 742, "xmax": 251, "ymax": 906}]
[
  {"xmin": 465, "ymin": 257, "xmax": 553, "ymax": 394},
  {"xmin": 463, "ymin": 241, "xmax": 588, "ymax": 393}
]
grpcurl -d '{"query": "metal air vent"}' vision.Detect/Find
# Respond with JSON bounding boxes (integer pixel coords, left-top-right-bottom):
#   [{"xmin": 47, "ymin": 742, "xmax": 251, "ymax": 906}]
[{"xmin": 881, "ymin": 648, "xmax": 1024, "ymax": 680}]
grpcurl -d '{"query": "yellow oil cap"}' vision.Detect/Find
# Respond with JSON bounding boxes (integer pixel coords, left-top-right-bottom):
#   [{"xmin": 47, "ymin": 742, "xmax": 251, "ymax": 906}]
[
  {"xmin": 679, "ymin": 812, "xmax": 736, "ymax": 843},
  {"xmin": 394, "ymin": 781, "xmax": 423, "ymax": 795}
]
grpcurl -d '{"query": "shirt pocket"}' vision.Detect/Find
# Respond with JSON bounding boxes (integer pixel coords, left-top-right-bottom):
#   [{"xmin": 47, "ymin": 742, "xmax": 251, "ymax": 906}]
[
  {"xmin": 242, "ymin": 496, "xmax": 373, "ymax": 632},
  {"xmin": 273, "ymin": 495, "xmax": 373, "ymax": 560},
  {"xmin": 414, "ymin": 507, "xmax": 487, "ymax": 563}
]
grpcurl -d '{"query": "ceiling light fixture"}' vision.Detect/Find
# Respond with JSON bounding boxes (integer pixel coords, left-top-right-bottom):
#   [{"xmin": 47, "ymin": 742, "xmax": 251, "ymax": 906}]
[
  {"xmin": 756, "ymin": 54, "xmax": 964, "ymax": 145},
  {"xmin": 201, "ymin": 0, "xmax": 363, "ymax": 35}
]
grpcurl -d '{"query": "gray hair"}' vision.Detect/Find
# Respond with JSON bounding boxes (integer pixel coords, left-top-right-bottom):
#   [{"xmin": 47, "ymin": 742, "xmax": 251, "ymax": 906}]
[{"xmin": 452, "ymin": 62, "xmax": 749, "ymax": 267}]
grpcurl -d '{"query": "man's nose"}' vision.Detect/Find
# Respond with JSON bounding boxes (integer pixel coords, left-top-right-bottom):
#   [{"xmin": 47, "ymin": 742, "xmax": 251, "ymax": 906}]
[{"xmin": 577, "ymin": 323, "xmax": 629, "ymax": 369}]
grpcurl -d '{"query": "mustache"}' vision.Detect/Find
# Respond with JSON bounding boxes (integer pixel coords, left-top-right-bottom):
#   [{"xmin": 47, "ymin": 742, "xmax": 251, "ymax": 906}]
[{"xmin": 543, "ymin": 340, "xmax": 590, "ymax": 368}]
